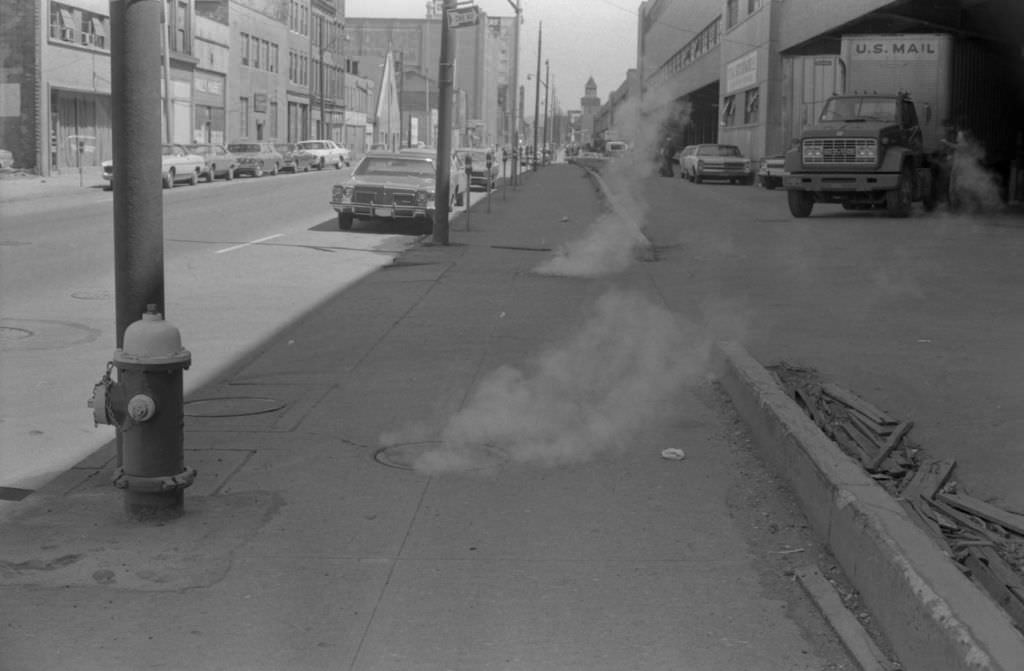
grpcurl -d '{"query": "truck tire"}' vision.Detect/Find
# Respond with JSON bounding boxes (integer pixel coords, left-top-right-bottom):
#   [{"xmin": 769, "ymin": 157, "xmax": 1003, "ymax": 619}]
[
  {"xmin": 787, "ymin": 189, "xmax": 814, "ymax": 218},
  {"xmin": 920, "ymin": 167, "xmax": 937, "ymax": 212},
  {"xmin": 338, "ymin": 212, "xmax": 354, "ymax": 230},
  {"xmin": 886, "ymin": 166, "xmax": 913, "ymax": 218}
]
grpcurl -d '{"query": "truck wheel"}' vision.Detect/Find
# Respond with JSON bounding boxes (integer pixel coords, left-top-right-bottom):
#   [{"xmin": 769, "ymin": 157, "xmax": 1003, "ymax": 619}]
[
  {"xmin": 787, "ymin": 189, "xmax": 814, "ymax": 218},
  {"xmin": 338, "ymin": 212, "xmax": 354, "ymax": 230},
  {"xmin": 920, "ymin": 168, "xmax": 937, "ymax": 212},
  {"xmin": 886, "ymin": 166, "xmax": 913, "ymax": 218},
  {"xmin": 693, "ymin": 172, "xmax": 703, "ymax": 184}
]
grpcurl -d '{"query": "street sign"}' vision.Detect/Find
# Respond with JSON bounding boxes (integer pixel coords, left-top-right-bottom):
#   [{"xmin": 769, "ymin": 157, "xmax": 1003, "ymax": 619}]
[{"xmin": 448, "ymin": 5, "xmax": 480, "ymax": 29}]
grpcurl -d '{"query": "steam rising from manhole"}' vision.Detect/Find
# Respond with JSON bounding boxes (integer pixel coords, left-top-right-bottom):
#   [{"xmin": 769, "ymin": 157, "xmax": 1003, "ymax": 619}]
[
  {"xmin": 184, "ymin": 397, "xmax": 285, "ymax": 417},
  {"xmin": 374, "ymin": 442, "xmax": 507, "ymax": 473}
]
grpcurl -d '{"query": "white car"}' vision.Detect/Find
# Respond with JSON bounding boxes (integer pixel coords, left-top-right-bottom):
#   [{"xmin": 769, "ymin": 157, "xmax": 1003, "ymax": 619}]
[
  {"xmin": 295, "ymin": 140, "xmax": 351, "ymax": 169},
  {"xmin": 101, "ymin": 143, "xmax": 206, "ymax": 190}
]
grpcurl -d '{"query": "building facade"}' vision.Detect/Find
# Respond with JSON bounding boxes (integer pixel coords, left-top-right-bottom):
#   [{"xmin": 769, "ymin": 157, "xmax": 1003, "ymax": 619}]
[{"xmin": 635, "ymin": 0, "xmax": 1024, "ymax": 169}]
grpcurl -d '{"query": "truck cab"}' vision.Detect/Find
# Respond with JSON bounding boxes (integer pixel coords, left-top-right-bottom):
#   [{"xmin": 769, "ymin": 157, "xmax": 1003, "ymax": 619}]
[{"xmin": 783, "ymin": 92, "xmax": 936, "ymax": 217}]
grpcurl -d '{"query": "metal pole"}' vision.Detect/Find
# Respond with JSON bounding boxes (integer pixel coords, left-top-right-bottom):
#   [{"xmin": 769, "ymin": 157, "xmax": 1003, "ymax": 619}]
[
  {"xmin": 532, "ymin": 21, "xmax": 541, "ymax": 171},
  {"xmin": 433, "ymin": 0, "xmax": 456, "ymax": 245},
  {"xmin": 543, "ymin": 59, "xmax": 549, "ymax": 165},
  {"xmin": 110, "ymin": 0, "xmax": 172, "ymax": 516},
  {"xmin": 161, "ymin": 5, "xmax": 172, "ymax": 143},
  {"xmin": 506, "ymin": 0, "xmax": 520, "ymax": 186},
  {"xmin": 319, "ymin": 18, "xmax": 326, "ymax": 140}
]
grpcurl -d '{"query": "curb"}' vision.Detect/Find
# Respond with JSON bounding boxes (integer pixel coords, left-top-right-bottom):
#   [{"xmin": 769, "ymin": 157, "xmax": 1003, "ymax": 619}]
[{"xmin": 714, "ymin": 340, "xmax": 1024, "ymax": 671}]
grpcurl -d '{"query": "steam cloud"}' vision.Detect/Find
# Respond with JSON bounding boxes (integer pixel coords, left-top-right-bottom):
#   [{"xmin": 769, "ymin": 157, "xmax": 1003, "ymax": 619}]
[
  {"xmin": 947, "ymin": 133, "xmax": 1004, "ymax": 213},
  {"xmin": 396, "ymin": 290, "xmax": 710, "ymax": 475}
]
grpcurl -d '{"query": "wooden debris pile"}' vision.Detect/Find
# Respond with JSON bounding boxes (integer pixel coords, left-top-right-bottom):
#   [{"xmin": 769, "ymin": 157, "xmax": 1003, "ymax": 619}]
[{"xmin": 771, "ymin": 363, "xmax": 1024, "ymax": 634}]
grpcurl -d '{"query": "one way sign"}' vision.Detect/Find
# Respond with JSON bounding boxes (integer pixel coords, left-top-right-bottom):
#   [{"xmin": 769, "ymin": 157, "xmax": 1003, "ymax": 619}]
[{"xmin": 447, "ymin": 4, "xmax": 480, "ymax": 28}]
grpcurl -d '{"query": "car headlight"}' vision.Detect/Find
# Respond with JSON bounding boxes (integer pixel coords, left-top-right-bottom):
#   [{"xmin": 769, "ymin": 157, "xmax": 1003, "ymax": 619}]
[
  {"xmin": 697, "ymin": 160, "xmax": 704, "ymax": 171},
  {"xmin": 333, "ymin": 185, "xmax": 353, "ymax": 201},
  {"xmin": 743, "ymin": 160, "xmax": 751, "ymax": 171},
  {"xmin": 416, "ymin": 190, "xmax": 432, "ymax": 204}
]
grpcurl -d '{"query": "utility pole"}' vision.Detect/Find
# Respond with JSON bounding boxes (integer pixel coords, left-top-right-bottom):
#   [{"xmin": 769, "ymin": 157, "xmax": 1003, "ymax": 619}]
[
  {"xmin": 434, "ymin": 0, "xmax": 456, "ymax": 245},
  {"xmin": 542, "ymin": 59, "xmax": 549, "ymax": 164},
  {"xmin": 108, "ymin": 0, "xmax": 194, "ymax": 520},
  {"xmin": 161, "ymin": 5, "xmax": 172, "ymax": 142},
  {"xmin": 505, "ymin": 0, "xmax": 521, "ymax": 185},
  {"xmin": 532, "ymin": 21, "xmax": 541, "ymax": 171},
  {"xmin": 319, "ymin": 16, "xmax": 326, "ymax": 140}
]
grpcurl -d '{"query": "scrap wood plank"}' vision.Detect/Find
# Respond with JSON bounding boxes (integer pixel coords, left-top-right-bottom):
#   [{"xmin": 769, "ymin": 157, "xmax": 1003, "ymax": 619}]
[
  {"xmin": 793, "ymin": 388, "xmax": 828, "ymax": 429},
  {"xmin": 848, "ymin": 413, "xmax": 890, "ymax": 449},
  {"xmin": 834, "ymin": 424, "xmax": 875, "ymax": 467},
  {"xmin": 937, "ymin": 492, "xmax": 1024, "ymax": 538},
  {"xmin": 795, "ymin": 566, "xmax": 899, "ymax": 671},
  {"xmin": 900, "ymin": 458, "xmax": 956, "ymax": 501},
  {"xmin": 820, "ymin": 383, "xmax": 897, "ymax": 425},
  {"xmin": 924, "ymin": 496, "xmax": 1005, "ymax": 546},
  {"xmin": 901, "ymin": 498, "xmax": 956, "ymax": 555},
  {"xmin": 840, "ymin": 420, "xmax": 881, "ymax": 461},
  {"xmin": 867, "ymin": 421, "xmax": 914, "ymax": 472},
  {"xmin": 961, "ymin": 545, "xmax": 1024, "ymax": 631}
]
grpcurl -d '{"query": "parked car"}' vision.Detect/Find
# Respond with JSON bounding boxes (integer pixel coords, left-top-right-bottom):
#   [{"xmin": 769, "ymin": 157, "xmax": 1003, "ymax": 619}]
[
  {"xmin": 604, "ymin": 140, "xmax": 629, "ymax": 157},
  {"xmin": 400, "ymin": 147, "xmax": 467, "ymax": 208},
  {"xmin": 226, "ymin": 141, "xmax": 282, "ymax": 178},
  {"xmin": 186, "ymin": 142, "xmax": 237, "ymax": 181},
  {"xmin": 296, "ymin": 139, "xmax": 350, "ymax": 169},
  {"xmin": 275, "ymin": 143, "xmax": 316, "ymax": 173},
  {"xmin": 455, "ymin": 148, "xmax": 499, "ymax": 190},
  {"xmin": 679, "ymin": 143, "xmax": 753, "ymax": 184},
  {"xmin": 758, "ymin": 155, "xmax": 787, "ymax": 190},
  {"xmin": 0, "ymin": 148, "xmax": 13, "ymax": 170},
  {"xmin": 101, "ymin": 143, "xmax": 205, "ymax": 190},
  {"xmin": 330, "ymin": 151, "xmax": 462, "ymax": 234}
]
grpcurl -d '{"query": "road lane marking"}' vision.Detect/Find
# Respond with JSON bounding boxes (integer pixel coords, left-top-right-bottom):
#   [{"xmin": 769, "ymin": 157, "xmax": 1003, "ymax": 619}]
[{"xmin": 215, "ymin": 233, "xmax": 284, "ymax": 254}]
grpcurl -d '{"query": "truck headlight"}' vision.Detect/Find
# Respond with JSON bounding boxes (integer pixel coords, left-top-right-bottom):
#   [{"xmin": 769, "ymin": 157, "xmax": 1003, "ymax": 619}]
[
  {"xmin": 416, "ymin": 190, "xmax": 433, "ymax": 204},
  {"xmin": 802, "ymin": 144, "xmax": 823, "ymax": 160},
  {"xmin": 856, "ymin": 144, "xmax": 877, "ymax": 160}
]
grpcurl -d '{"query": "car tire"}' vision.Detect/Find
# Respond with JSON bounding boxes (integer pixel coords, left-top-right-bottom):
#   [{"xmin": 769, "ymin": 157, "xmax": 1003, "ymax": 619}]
[
  {"xmin": 225, "ymin": 167, "xmax": 234, "ymax": 181},
  {"xmin": 205, "ymin": 166, "xmax": 215, "ymax": 182},
  {"xmin": 253, "ymin": 165, "xmax": 263, "ymax": 178},
  {"xmin": 163, "ymin": 169, "xmax": 174, "ymax": 189},
  {"xmin": 303, "ymin": 163, "xmax": 310, "ymax": 173},
  {"xmin": 338, "ymin": 212, "xmax": 354, "ymax": 230},
  {"xmin": 270, "ymin": 163, "xmax": 279, "ymax": 176},
  {"xmin": 335, "ymin": 158, "xmax": 343, "ymax": 169},
  {"xmin": 319, "ymin": 158, "xmax": 326, "ymax": 170},
  {"xmin": 787, "ymin": 189, "xmax": 814, "ymax": 218},
  {"xmin": 693, "ymin": 172, "xmax": 703, "ymax": 184},
  {"xmin": 189, "ymin": 170, "xmax": 199, "ymax": 186},
  {"xmin": 455, "ymin": 187, "xmax": 464, "ymax": 207}
]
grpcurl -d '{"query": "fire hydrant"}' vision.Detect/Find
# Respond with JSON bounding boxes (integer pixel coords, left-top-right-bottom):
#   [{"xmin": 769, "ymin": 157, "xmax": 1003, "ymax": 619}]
[{"xmin": 90, "ymin": 305, "xmax": 195, "ymax": 519}]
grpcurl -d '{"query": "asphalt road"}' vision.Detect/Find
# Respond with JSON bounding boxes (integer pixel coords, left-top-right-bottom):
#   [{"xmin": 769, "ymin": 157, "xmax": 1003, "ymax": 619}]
[
  {"xmin": 631, "ymin": 168, "xmax": 1024, "ymax": 512},
  {"xmin": 1, "ymin": 168, "xmax": 419, "ymax": 493}
]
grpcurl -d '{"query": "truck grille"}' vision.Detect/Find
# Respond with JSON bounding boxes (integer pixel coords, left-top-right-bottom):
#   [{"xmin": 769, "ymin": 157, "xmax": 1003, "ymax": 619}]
[
  {"xmin": 803, "ymin": 138, "xmax": 877, "ymax": 165},
  {"xmin": 353, "ymin": 188, "xmax": 417, "ymax": 206}
]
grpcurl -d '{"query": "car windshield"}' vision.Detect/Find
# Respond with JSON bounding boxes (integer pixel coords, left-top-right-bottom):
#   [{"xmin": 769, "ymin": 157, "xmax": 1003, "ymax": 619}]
[
  {"xmin": 297, "ymin": 141, "xmax": 327, "ymax": 150},
  {"xmin": 275, "ymin": 145, "xmax": 293, "ymax": 153},
  {"xmin": 228, "ymin": 143, "xmax": 261, "ymax": 153},
  {"xmin": 699, "ymin": 145, "xmax": 742, "ymax": 157},
  {"xmin": 356, "ymin": 157, "xmax": 434, "ymax": 177},
  {"xmin": 161, "ymin": 145, "xmax": 184, "ymax": 156},
  {"xmin": 187, "ymin": 145, "xmax": 211, "ymax": 155},
  {"xmin": 820, "ymin": 97, "xmax": 897, "ymax": 122}
]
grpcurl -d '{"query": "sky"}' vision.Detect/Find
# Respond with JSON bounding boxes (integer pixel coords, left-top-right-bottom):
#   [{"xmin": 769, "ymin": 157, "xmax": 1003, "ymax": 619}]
[{"xmin": 344, "ymin": 0, "xmax": 639, "ymax": 115}]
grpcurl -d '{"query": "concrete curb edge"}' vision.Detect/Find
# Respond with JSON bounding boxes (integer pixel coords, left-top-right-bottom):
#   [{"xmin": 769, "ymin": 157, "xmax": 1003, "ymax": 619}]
[{"xmin": 713, "ymin": 339, "xmax": 1024, "ymax": 671}]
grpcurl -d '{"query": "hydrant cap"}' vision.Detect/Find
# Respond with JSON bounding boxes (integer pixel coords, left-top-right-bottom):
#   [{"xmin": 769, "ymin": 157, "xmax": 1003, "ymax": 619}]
[{"xmin": 116, "ymin": 306, "xmax": 190, "ymax": 365}]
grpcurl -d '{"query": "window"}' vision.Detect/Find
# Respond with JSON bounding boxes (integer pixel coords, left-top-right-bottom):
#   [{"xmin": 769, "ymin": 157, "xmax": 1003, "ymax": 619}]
[
  {"xmin": 726, "ymin": 0, "xmax": 739, "ymax": 28},
  {"xmin": 239, "ymin": 97, "xmax": 249, "ymax": 138},
  {"xmin": 261, "ymin": 40, "xmax": 270, "ymax": 71},
  {"xmin": 51, "ymin": 4, "xmax": 77, "ymax": 42},
  {"xmin": 241, "ymin": 33, "xmax": 250, "ymax": 66},
  {"xmin": 270, "ymin": 43, "xmax": 278, "ymax": 73},
  {"xmin": 748, "ymin": 0, "xmax": 763, "ymax": 13},
  {"xmin": 722, "ymin": 95, "xmax": 736, "ymax": 127},
  {"xmin": 269, "ymin": 101, "xmax": 278, "ymax": 138},
  {"xmin": 175, "ymin": 0, "xmax": 188, "ymax": 53},
  {"xmin": 744, "ymin": 88, "xmax": 760, "ymax": 124},
  {"xmin": 91, "ymin": 17, "xmax": 107, "ymax": 49},
  {"xmin": 252, "ymin": 37, "xmax": 260, "ymax": 69}
]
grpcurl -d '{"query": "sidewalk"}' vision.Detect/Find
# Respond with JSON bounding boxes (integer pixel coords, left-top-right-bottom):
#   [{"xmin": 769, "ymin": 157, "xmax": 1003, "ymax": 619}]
[
  {"xmin": 2, "ymin": 162, "xmax": 1021, "ymax": 671},
  {"xmin": 0, "ymin": 165, "xmax": 859, "ymax": 670}
]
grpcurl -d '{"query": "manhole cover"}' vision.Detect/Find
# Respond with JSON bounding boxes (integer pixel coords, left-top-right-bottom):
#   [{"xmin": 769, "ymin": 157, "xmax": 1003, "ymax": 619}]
[
  {"xmin": 71, "ymin": 289, "xmax": 113, "ymax": 300},
  {"xmin": 0, "ymin": 326, "xmax": 33, "ymax": 346},
  {"xmin": 374, "ymin": 442, "xmax": 507, "ymax": 472},
  {"xmin": 184, "ymin": 397, "xmax": 285, "ymax": 417}
]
